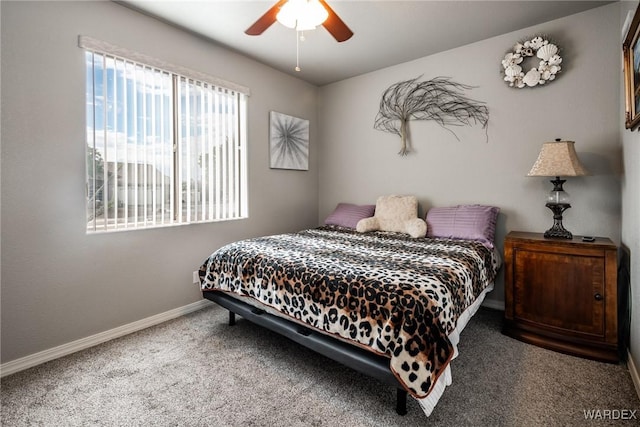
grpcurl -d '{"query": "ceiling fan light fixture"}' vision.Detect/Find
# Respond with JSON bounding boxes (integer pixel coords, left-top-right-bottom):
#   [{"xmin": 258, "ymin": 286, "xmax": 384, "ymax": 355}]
[{"xmin": 276, "ymin": 0, "xmax": 329, "ymax": 31}]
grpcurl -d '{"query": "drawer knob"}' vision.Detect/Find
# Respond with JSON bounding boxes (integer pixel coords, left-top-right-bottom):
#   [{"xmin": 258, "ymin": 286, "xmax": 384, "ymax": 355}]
[{"xmin": 594, "ymin": 293, "xmax": 603, "ymax": 301}]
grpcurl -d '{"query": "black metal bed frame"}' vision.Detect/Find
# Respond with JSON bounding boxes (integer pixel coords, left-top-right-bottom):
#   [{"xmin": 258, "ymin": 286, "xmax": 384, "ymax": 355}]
[{"xmin": 203, "ymin": 291, "xmax": 408, "ymax": 415}]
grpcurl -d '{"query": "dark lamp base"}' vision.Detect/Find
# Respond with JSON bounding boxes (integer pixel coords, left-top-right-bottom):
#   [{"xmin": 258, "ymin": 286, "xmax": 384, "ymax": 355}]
[
  {"xmin": 544, "ymin": 202, "xmax": 573, "ymax": 239},
  {"xmin": 544, "ymin": 226, "xmax": 573, "ymax": 239}
]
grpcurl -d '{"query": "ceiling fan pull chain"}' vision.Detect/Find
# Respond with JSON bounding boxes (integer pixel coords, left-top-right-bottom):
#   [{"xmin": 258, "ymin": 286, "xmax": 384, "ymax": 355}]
[{"xmin": 295, "ymin": 30, "xmax": 301, "ymax": 72}]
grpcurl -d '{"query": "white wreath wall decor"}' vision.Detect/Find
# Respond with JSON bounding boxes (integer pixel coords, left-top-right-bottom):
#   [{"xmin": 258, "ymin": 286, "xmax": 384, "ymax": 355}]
[{"xmin": 502, "ymin": 36, "xmax": 562, "ymax": 88}]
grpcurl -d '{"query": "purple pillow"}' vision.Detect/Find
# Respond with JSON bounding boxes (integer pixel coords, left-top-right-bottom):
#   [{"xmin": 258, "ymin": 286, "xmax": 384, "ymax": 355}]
[
  {"xmin": 324, "ymin": 203, "xmax": 375, "ymax": 229},
  {"xmin": 426, "ymin": 205, "xmax": 499, "ymax": 248}
]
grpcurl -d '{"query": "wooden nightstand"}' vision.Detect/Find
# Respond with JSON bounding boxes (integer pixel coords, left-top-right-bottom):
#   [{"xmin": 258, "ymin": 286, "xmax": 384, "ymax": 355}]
[{"xmin": 503, "ymin": 231, "xmax": 619, "ymax": 363}]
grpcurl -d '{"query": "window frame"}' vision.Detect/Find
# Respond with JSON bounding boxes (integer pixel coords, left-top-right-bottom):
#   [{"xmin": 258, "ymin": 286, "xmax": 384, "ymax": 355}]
[{"xmin": 81, "ymin": 36, "xmax": 249, "ymax": 233}]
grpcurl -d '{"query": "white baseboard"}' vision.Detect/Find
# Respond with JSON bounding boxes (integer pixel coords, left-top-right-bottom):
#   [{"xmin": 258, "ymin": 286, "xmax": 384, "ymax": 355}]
[
  {"xmin": 628, "ymin": 349, "xmax": 640, "ymax": 401},
  {"xmin": 0, "ymin": 299, "xmax": 212, "ymax": 378}
]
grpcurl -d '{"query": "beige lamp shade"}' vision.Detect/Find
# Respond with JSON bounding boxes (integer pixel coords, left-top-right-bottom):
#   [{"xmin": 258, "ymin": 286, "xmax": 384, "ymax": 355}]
[{"xmin": 527, "ymin": 140, "xmax": 588, "ymax": 177}]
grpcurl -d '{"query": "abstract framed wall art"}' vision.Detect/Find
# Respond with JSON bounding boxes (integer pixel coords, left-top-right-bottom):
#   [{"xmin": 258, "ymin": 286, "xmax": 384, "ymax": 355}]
[
  {"xmin": 623, "ymin": 6, "xmax": 640, "ymax": 130},
  {"xmin": 269, "ymin": 111, "xmax": 309, "ymax": 170}
]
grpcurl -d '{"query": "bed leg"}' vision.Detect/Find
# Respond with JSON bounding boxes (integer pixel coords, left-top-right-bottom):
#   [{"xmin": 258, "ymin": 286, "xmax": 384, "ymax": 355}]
[
  {"xmin": 396, "ymin": 388, "xmax": 407, "ymax": 416},
  {"xmin": 228, "ymin": 311, "xmax": 236, "ymax": 326}
]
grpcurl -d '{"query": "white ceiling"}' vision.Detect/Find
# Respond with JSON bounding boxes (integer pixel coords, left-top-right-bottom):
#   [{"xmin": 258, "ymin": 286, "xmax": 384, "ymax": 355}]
[{"xmin": 120, "ymin": 0, "xmax": 613, "ymax": 86}]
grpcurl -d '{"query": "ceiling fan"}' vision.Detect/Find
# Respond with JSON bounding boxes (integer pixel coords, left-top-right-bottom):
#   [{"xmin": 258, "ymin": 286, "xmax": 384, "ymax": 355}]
[{"xmin": 245, "ymin": 0, "xmax": 353, "ymax": 42}]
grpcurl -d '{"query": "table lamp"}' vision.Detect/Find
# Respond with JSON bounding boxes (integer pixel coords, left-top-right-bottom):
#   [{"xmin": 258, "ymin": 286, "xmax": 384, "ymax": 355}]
[{"xmin": 527, "ymin": 139, "xmax": 588, "ymax": 239}]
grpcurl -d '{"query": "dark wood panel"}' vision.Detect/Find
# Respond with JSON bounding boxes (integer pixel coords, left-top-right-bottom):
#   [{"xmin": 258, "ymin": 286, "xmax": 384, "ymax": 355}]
[
  {"xmin": 503, "ymin": 231, "xmax": 618, "ymax": 363},
  {"xmin": 513, "ymin": 248, "xmax": 604, "ymax": 336}
]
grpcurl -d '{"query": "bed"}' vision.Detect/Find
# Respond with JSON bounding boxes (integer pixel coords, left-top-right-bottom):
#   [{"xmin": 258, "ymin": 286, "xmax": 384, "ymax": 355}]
[{"xmin": 199, "ymin": 214, "xmax": 501, "ymax": 417}]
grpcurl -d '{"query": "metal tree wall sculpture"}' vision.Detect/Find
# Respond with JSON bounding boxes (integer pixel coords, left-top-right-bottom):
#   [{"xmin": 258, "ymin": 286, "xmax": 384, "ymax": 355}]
[{"xmin": 374, "ymin": 76, "xmax": 489, "ymax": 155}]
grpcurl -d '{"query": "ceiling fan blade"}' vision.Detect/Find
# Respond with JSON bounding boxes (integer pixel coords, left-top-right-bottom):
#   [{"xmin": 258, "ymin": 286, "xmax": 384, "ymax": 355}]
[
  {"xmin": 245, "ymin": 0, "xmax": 288, "ymax": 36},
  {"xmin": 318, "ymin": 0, "xmax": 353, "ymax": 42}
]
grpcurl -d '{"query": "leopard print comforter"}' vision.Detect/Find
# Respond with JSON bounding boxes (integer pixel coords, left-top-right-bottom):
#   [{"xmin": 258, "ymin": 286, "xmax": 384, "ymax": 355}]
[{"xmin": 199, "ymin": 226, "xmax": 500, "ymax": 399}]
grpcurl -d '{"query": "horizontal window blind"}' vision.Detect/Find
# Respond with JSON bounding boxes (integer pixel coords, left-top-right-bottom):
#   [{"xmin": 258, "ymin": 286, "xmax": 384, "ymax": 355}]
[{"xmin": 84, "ymin": 39, "xmax": 248, "ymax": 233}]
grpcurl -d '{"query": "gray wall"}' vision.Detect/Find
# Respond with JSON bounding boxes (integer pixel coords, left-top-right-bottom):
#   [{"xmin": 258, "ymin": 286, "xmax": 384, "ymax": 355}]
[
  {"xmin": 1, "ymin": 1, "xmax": 319, "ymax": 363},
  {"xmin": 621, "ymin": 0, "xmax": 640, "ymax": 389},
  {"xmin": 318, "ymin": 4, "xmax": 622, "ymax": 312}
]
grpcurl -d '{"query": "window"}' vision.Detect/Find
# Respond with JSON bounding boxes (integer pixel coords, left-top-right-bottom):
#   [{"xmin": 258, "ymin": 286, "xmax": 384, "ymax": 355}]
[{"xmin": 82, "ymin": 37, "xmax": 248, "ymax": 233}]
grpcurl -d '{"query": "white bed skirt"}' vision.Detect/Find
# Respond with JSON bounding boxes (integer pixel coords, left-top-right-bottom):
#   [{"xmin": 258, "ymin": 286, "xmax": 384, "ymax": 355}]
[{"xmin": 415, "ymin": 282, "xmax": 495, "ymax": 416}]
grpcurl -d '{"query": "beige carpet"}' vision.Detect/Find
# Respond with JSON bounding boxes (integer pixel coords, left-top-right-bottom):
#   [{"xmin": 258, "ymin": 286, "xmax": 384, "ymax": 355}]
[{"xmin": 1, "ymin": 303, "xmax": 638, "ymax": 426}]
